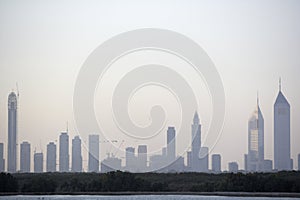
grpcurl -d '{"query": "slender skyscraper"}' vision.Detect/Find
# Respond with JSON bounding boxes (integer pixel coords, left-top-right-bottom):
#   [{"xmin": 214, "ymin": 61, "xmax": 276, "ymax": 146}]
[
  {"xmin": 34, "ymin": 152, "xmax": 43, "ymax": 173},
  {"xmin": 191, "ymin": 111, "xmax": 201, "ymax": 172},
  {"xmin": 125, "ymin": 147, "xmax": 136, "ymax": 172},
  {"xmin": 72, "ymin": 136, "xmax": 82, "ymax": 172},
  {"xmin": 8, "ymin": 92, "xmax": 17, "ymax": 172},
  {"xmin": 167, "ymin": 127, "xmax": 176, "ymax": 162},
  {"xmin": 47, "ymin": 142, "xmax": 56, "ymax": 172},
  {"xmin": 59, "ymin": 132, "xmax": 69, "ymax": 172},
  {"xmin": 88, "ymin": 134, "xmax": 99, "ymax": 172},
  {"xmin": 274, "ymin": 79, "xmax": 291, "ymax": 171},
  {"xmin": 0, "ymin": 143, "xmax": 5, "ymax": 172},
  {"xmin": 247, "ymin": 96, "xmax": 264, "ymax": 172},
  {"xmin": 20, "ymin": 142, "xmax": 31, "ymax": 172},
  {"xmin": 137, "ymin": 145, "xmax": 147, "ymax": 172},
  {"xmin": 199, "ymin": 147, "xmax": 209, "ymax": 172},
  {"xmin": 212, "ymin": 154, "xmax": 221, "ymax": 173}
]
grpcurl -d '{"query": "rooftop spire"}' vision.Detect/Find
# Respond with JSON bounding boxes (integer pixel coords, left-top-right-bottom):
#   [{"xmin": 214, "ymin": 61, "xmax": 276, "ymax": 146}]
[
  {"xmin": 193, "ymin": 111, "xmax": 199, "ymax": 124},
  {"xmin": 279, "ymin": 77, "xmax": 281, "ymax": 92}
]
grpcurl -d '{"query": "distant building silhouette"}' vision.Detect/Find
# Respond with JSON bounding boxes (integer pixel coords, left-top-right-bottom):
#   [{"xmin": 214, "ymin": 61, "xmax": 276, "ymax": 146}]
[
  {"xmin": 59, "ymin": 132, "xmax": 69, "ymax": 172},
  {"xmin": 247, "ymin": 96, "xmax": 264, "ymax": 172},
  {"xmin": 137, "ymin": 145, "xmax": 147, "ymax": 172},
  {"xmin": 191, "ymin": 111, "xmax": 201, "ymax": 172},
  {"xmin": 46, "ymin": 142, "xmax": 56, "ymax": 172},
  {"xmin": 298, "ymin": 154, "xmax": 300, "ymax": 171},
  {"xmin": 101, "ymin": 154, "xmax": 121, "ymax": 173},
  {"xmin": 34, "ymin": 152, "xmax": 43, "ymax": 173},
  {"xmin": 8, "ymin": 92, "xmax": 17, "ymax": 172},
  {"xmin": 167, "ymin": 127, "xmax": 176, "ymax": 162},
  {"xmin": 125, "ymin": 147, "xmax": 136, "ymax": 172},
  {"xmin": 274, "ymin": 79, "xmax": 291, "ymax": 171},
  {"xmin": 0, "ymin": 143, "xmax": 5, "ymax": 172},
  {"xmin": 212, "ymin": 154, "xmax": 221, "ymax": 173},
  {"xmin": 200, "ymin": 147, "xmax": 209, "ymax": 172},
  {"xmin": 187, "ymin": 151, "xmax": 192, "ymax": 170},
  {"xmin": 263, "ymin": 159, "xmax": 273, "ymax": 172},
  {"xmin": 149, "ymin": 154, "xmax": 166, "ymax": 172},
  {"xmin": 72, "ymin": 136, "xmax": 82, "ymax": 172},
  {"xmin": 20, "ymin": 141, "xmax": 30, "ymax": 172},
  {"xmin": 88, "ymin": 134, "xmax": 99, "ymax": 172},
  {"xmin": 228, "ymin": 162, "xmax": 238, "ymax": 173}
]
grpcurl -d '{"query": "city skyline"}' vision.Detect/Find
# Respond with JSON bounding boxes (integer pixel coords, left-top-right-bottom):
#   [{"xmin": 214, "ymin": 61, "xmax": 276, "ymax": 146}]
[
  {"xmin": 1, "ymin": 1, "xmax": 300, "ymax": 172},
  {"xmin": 0, "ymin": 80, "xmax": 298, "ymax": 173}
]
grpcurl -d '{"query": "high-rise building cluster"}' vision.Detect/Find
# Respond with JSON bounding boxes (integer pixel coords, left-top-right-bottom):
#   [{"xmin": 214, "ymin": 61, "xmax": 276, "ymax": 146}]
[{"xmin": 0, "ymin": 80, "xmax": 298, "ymax": 173}]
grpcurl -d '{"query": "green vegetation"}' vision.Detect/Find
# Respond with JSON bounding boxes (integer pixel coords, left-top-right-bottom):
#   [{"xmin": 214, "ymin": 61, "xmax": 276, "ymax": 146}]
[{"xmin": 1, "ymin": 171, "xmax": 300, "ymax": 193}]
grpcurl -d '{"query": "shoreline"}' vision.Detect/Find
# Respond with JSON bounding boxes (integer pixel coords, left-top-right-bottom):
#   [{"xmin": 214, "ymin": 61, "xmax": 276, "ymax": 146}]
[{"xmin": 1, "ymin": 192, "xmax": 300, "ymax": 198}]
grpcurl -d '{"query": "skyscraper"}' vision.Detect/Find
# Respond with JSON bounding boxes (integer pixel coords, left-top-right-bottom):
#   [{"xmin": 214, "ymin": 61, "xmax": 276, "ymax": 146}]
[
  {"xmin": 88, "ymin": 134, "xmax": 99, "ymax": 172},
  {"xmin": 59, "ymin": 132, "xmax": 69, "ymax": 172},
  {"xmin": 20, "ymin": 141, "xmax": 30, "ymax": 172},
  {"xmin": 47, "ymin": 142, "xmax": 56, "ymax": 172},
  {"xmin": 125, "ymin": 147, "xmax": 136, "ymax": 172},
  {"xmin": 191, "ymin": 111, "xmax": 201, "ymax": 172},
  {"xmin": 0, "ymin": 143, "xmax": 5, "ymax": 172},
  {"xmin": 298, "ymin": 154, "xmax": 300, "ymax": 171},
  {"xmin": 167, "ymin": 127, "xmax": 176, "ymax": 162},
  {"xmin": 72, "ymin": 136, "xmax": 82, "ymax": 172},
  {"xmin": 34, "ymin": 152, "xmax": 43, "ymax": 173},
  {"xmin": 212, "ymin": 154, "xmax": 221, "ymax": 173},
  {"xmin": 8, "ymin": 92, "xmax": 17, "ymax": 172},
  {"xmin": 137, "ymin": 145, "xmax": 147, "ymax": 172},
  {"xmin": 274, "ymin": 79, "xmax": 291, "ymax": 171},
  {"xmin": 199, "ymin": 147, "xmax": 209, "ymax": 172},
  {"xmin": 247, "ymin": 97, "xmax": 264, "ymax": 172}
]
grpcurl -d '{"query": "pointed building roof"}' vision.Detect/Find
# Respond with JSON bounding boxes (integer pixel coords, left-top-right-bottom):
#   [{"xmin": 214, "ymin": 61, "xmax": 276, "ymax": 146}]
[
  {"xmin": 275, "ymin": 91, "xmax": 290, "ymax": 105},
  {"xmin": 193, "ymin": 111, "xmax": 200, "ymax": 124},
  {"xmin": 274, "ymin": 78, "xmax": 290, "ymax": 106}
]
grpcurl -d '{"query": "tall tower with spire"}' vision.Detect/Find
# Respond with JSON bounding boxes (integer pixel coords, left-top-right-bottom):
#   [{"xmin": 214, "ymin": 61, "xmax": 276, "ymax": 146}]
[
  {"xmin": 191, "ymin": 111, "xmax": 201, "ymax": 172},
  {"xmin": 247, "ymin": 94, "xmax": 264, "ymax": 172},
  {"xmin": 274, "ymin": 78, "xmax": 291, "ymax": 171},
  {"xmin": 8, "ymin": 91, "xmax": 18, "ymax": 172}
]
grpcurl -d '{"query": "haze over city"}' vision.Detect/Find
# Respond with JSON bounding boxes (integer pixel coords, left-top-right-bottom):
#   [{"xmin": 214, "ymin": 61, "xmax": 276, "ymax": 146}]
[{"xmin": 0, "ymin": 0, "xmax": 300, "ymax": 173}]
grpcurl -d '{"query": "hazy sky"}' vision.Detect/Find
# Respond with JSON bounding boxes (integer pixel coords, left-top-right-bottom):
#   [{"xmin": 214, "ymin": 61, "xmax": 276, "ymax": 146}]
[{"xmin": 0, "ymin": 0, "xmax": 300, "ymax": 171}]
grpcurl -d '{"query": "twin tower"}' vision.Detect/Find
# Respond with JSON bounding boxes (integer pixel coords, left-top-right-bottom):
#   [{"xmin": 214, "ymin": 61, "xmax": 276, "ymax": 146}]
[{"xmin": 246, "ymin": 80, "xmax": 291, "ymax": 172}]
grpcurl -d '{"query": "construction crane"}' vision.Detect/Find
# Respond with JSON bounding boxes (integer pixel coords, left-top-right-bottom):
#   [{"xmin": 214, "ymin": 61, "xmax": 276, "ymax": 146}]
[{"xmin": 114, "ymin": 140, "xmax": 125, "ymax": 157}]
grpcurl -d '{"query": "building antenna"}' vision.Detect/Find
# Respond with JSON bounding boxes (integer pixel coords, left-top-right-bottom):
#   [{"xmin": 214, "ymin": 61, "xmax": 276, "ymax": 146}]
[
  {"xmin": 279, "ymin": 77, "xmax": 281, "ymax": 91},
  {"xmin": 66, "ymin": 121, "xmax": 69, "ymax": 133}
]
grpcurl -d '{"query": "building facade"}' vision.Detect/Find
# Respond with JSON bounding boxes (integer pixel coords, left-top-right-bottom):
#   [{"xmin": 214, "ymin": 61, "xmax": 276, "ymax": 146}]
[
  {"xmin": 137, "ymin": 145, "xmax": 147, "ymax": 172},
  {"xmin": 34, "ymin": 152, "xmax": 43, "ymax": 173},
  {"xmin": 125, "ymin": 147, "xmax": 136, "ymax": 172},
  {"xmin": 247, "ymin": 98, "xmax": 264, "ymax": 172},
  {"xmin": 167, "ymin": 127, "xmax": 176, "ymax": 162},
  {"xmin": 8, "ymin": 92, "xmax": 17, "ymax": 172},
  {"xmin": 212, "ymin": 154, "xmax": 221, "ymax": 173},
  {"xmin": 88, "ymin": 134, "xmax": 99, "ymax": 172},
  {"xmin": 191, "ymin": 111, "xmax": 201, "ymax": 172},
  {"xmin": 20, "ymin": 141, "xmax": 30, "ymax": 172},
  {"xmin": 47, "ymin": 142, "xmax": 56, "ymax": 172},
  {"xmin": 72, "ymin": 136, "xmax": 82, "ymax": 172},
  {"xmin": 228, "ymin": 162, "xmax": 239, "ymax": 173},
  {"xmin": 0, "ymin": 143, "xmax": 5, "ymax": 172},
  {"xmin": 274, "ymin": 81, "xmax": 291, "ymax": 171},
  {"xmin": 59, "ymin": 132, "xmax": 69, "ymax": 172}
]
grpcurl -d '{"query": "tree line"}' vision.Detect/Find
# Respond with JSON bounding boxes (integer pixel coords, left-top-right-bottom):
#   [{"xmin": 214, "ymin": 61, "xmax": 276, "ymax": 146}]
[{"xmin": 1, "ymin": 171, "xmax": 300, "ymax": 193}]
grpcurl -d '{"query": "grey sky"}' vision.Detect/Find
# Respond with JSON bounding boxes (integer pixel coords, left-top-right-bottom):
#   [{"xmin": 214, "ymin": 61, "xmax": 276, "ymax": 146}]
[{"xmin": 0, "ymin": 0, "xmax": 300, "ymax": 171}]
